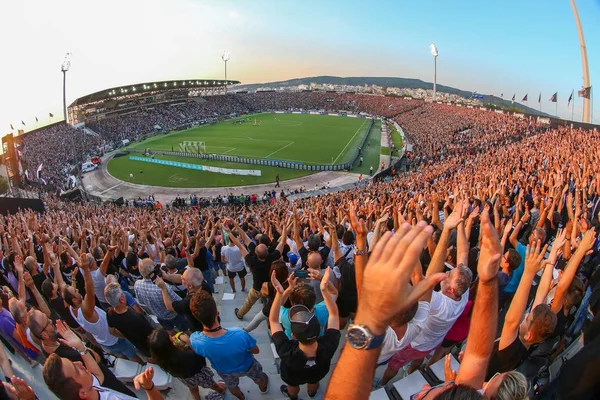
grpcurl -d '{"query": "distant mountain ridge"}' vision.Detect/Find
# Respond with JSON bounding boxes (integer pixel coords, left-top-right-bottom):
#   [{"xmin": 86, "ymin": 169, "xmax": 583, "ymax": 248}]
[{"xmin": 235, "ymin": 76, "xmax": 551, "ymax": 117}]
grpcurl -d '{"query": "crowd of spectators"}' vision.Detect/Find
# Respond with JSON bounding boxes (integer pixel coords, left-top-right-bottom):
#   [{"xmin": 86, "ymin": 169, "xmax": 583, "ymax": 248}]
[
  {"xmin": 1, "ymin": 97, "xmax": 599, "ymax": 400},
  {"xmin": 16, "ymin": 92, "xmax": 421, "ymax": 194}
]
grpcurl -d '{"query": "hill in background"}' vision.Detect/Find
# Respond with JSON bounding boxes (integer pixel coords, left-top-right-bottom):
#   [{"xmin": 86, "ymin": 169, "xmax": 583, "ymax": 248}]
[{"xmin": 235, "ymin": 76, "xmax": 550, "ymax": 117}]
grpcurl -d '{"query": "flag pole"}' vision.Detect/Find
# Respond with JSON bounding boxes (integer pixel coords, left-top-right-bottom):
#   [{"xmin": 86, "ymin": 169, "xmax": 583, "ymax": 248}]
[
  {"xmin": 572, "ymin": 96, "xmax": 575, "ymax": 122},
  {"xmin": 556, "ymin": 101, "xmax": 558, "ymax": 119}
]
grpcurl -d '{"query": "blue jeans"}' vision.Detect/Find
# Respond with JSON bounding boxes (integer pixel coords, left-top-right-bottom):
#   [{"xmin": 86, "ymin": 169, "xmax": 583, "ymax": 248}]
[{"xmin": 158, "ymin": 314, "xmax": 189, "ymax": 332}]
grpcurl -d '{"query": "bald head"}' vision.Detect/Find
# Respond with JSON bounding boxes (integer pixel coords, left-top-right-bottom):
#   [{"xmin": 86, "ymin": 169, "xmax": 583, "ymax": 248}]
[
  {"xmin": 24, "ymin": 256, "xmax": 38, "ymax": 273},
  {"xmin": 8, "ymin": 298, "xmax": 27, "ymax": 325},
  {"xmin": 139, "ymin": 258, "xmax": 156, "ymax": 279},
  {"xmin": 307, "ymin": 252, "xmax": 322, "ymax": 269},
  {"xmin": 183, "ymin": 268, "xmax": 205, "ymax": 291},
  {"xmin": 256, "ymin": 244, "xmax": 269, "ymax": 260}
]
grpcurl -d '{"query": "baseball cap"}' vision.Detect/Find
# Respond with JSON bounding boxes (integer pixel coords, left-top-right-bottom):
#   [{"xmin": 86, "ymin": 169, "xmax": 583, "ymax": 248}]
[
  {"xmin": 287, "ymin": 251, "xmax": 299, "ymax": 266},
  {"xmin": 289, "ymin": 305, "xmax": 320, "ymax": 342}
]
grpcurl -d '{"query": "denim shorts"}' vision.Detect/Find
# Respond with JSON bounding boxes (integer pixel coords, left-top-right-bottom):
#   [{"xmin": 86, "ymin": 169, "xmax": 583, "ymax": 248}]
[
  {"xmin": 218, "ymin": 358, "xmax": 266, "ymax": 389},
  {"xmin": 158, "ymin": 314, "xmax": 189, "ymax": 332},
  {"xmin": 104, "ymin": 337, "xmax": 138, "ymax": 359}
]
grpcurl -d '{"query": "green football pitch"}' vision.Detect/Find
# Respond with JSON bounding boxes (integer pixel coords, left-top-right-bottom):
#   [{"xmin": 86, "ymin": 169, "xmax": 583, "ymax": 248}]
[{"xmin": 107, "ymin": 113, "xmax": 376, "ymax": 188}]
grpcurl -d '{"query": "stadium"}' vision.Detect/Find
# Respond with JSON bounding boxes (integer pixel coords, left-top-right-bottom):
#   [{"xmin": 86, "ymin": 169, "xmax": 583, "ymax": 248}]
[{"xmin": 1, "ymin": 1, "xmax": 600, "ymax": 400}]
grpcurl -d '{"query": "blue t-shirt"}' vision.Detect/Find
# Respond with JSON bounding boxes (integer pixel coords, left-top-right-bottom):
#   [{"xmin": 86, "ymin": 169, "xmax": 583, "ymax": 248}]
[
  {"xmin": 190, "ymin": 328, "xmax": 256, "ymax": 373},
  {"xmin": 279, "ymin": 301, "xmax": 329, "ymax": 340},
  {"xmin": 124, "ymin": 291, "xmax": 137, "ymax": 307},
  {"xmin": 504, "ymin": 242, "xmax": 527, "ymax": 294}
]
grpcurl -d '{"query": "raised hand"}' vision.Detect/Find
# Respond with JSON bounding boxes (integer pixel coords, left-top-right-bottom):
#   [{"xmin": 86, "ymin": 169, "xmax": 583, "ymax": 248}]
[
  {"xmin": 444, "ymin": 201, "xmax": 464, "ymax": 230},
  {"xmin": 320, "ymin": 267, "xmax": 332, "ymax": 293},
  {"xmin": 477, "ymin": 208, "xmax": 502, "ymax": 283},
  {"xmin": 56, "ymin": 319, "xmax": 85, "ymax": 351},
  {"xmin": 133, "ymin": 366, "xmax": 155, "ymax": 391},
  {"xmin": 4, "ymin": 376, "xmax": 36, "ymax": 400},
  {"xmin": 79, "ymin": 253, "xmax": 90, "ymax": 271},
  {"xmin": 579, "ymin": 227, "xmax": 597, "ymax": 253},
  {"xmin": 13, "ymin": 255, "xmax": 24, "ymax": 274},
  {"xmin": 356, "ymin": 222, "xmax": 446, "ymax": 332},
  {"xmin": 524, "ymin": 240, "xmax": 548, "ymax": 275},
  {"xmin": 271, "ymin": 270, "xmax": 284, "ymax": 294}
]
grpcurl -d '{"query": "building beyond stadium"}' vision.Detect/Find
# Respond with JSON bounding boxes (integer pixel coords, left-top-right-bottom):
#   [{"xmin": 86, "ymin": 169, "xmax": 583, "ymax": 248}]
[{"xmin": 67, "ymin": 79, "xmax": 240, "ymax": 125}]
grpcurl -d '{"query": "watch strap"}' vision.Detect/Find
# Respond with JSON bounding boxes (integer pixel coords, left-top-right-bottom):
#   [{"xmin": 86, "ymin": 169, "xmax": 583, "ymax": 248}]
[{"xmin": 367, "ymin": 331, "xmax": 385, "ymax": 349}]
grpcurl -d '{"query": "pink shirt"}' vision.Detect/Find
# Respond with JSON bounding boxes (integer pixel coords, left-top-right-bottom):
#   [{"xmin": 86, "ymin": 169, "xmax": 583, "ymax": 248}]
[{"xmin": 445, "ymin": 300, "xmax": 473, "ymax": 342}]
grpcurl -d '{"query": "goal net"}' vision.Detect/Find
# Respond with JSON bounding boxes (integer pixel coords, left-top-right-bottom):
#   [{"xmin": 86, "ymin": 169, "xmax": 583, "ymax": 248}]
[{"xmin": 179, "ymin": 141, "xmax": 206, "ymax": 155}]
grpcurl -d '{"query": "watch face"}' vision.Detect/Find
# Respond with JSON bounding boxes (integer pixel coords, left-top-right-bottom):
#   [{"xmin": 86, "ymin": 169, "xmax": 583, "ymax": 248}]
[{"xmin": 347, "ymin": 326, "xmax": 369, "ymax": 349}]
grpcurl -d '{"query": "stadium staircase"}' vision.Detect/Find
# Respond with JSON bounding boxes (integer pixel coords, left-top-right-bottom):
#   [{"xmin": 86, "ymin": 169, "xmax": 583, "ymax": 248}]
[{"xmin": 83, "ymin": 126, "xmax": 100, "ymax": 136}]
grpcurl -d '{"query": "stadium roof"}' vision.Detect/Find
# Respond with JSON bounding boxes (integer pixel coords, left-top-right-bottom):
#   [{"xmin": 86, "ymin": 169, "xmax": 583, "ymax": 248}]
[{"xmin": 69, "ymin": 79, "xmax": 240, "ymax": 107}]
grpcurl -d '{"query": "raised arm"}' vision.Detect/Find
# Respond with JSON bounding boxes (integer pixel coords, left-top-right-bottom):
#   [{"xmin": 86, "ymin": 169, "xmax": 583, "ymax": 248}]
[
  {"xmin": 533, "ymin": 229, "xmax": 566, "ymax": 309},
  {"xmin": 348, "ymin": 203, "xmax": 368, "ymax": 298},
  {"xmin": 99, "ymin": 246, "xmax": 117, "ymax": 276},
  {"xmin": 24, "ymin": 273, "xmax": 51, "ymax": 317},
  {"xmin": 56, "ymin": 320, "xmax": 104, "ymax": 383},
  {"xmin": 552, "ymin": 228, "xmax": 596, "ymax": 313},
  {"xmin": 320, "ymin": 268, "xmax": 339, "ymax": 330},
  {"xmin": 155, "ymin": 278, "xmax": 175, "ymax": 313},
  {"xmin": 269, "ymin": 272, "xmax": 296, "ymax": 334},
  {"xmin": 427, "ymin": 200, "xmax": 464, "ymax": 277},
  {"xmin": 508, "ymin": 211, "xmax": 529, "ymax": 249},
  {"xmin": 79, "ymin": 253, "xmax": 97, "ymax": 321},
  {"xmin": 326, "ymin": 223, "xmax": 446, "ymax": 400},
  {"xmin": 499, "ymin": 240, "xmax": 547, "ymax": 350},
  {"xmin": 455, "ymin": 209, "xmax": 501, "ymax": 389},
  {"xmin": 223, "ymin": 224, "xmax": 248, "ymax": 258},
  {"xmin": 13, "ymin": 256, "xmax": 26, "ymax": 303}
]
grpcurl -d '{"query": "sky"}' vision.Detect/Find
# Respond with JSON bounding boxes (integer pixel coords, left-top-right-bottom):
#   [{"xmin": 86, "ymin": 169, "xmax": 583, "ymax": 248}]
[{"xmin": 1, "ymin": 0, "xmax": 599, "ymax": 135}]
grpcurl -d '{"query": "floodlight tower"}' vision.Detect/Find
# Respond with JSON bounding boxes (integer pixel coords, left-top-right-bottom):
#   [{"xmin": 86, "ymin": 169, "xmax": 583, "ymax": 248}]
[
  {"xmin": 61, "ymin": 53, "xmax": 72, "ymax": 123},
  {"xmin": 430, "ymin": 44, "xmax": 438, "ymax": 102},
  {"xmin": 570, "ymin": 0, "xmax": 591, "ymax": 123},
  {"xmin": 222, "ymin": 51, "xmax": 230, "ymax": 93}
]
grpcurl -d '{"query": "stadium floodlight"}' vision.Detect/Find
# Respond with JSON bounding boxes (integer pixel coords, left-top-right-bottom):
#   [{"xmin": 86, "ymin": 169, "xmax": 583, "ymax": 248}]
[
  {"xmin": 61, "ymin": 53, "xmax": 72, "ymax": 123},
  {"xmin": 429, "ymin": 44, "xmax": 438, "ymax": 101},
  {"xmin": 222, "ymin": 51, "xmax": 230, "ymax": 92}
]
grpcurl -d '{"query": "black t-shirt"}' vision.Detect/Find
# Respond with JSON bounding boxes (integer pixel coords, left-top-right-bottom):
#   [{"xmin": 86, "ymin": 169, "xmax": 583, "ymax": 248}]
[
  {"xmin": 49, "ymin": 295, "xmax": 79, "ymax": 329},
  {"xmin": 334, "ymin": 257, "xmax": 357, "ymax": 308},
  {"xmin": 273, "ymin": 329, "xmax": 341, "ymax": 385},
  {"xmin": 486, "ymin": 336, "xmax": 529, "ymax": 380},
  {"xmin": 160, "ymin": 350, "xmax": 207, "ymax": 379},
  {"xmin": 44, "ymin": 344, "xmax": 135, "ymax": 397},
  {"xmin": 193, "ymin": 247, "xmax": 209, "ymax": 271},
  {"xmin": 106, "ymin": 308, "xmax": 153, "ymax": 357},
  {"xmin": 172, "ymin": 284, "xmax": 213, "ymax": 333},
  {"xmin": 555, "ymin": 335, "xmax": 600, "ymax": 399},
  {"xmin": 32, "ymin": 272, "xmax": 47, "ymax": 294},
  {"xmin": 245, "ymin": 250, "xmax": 281, "ymax": 291},
  {"xmin": 214, "ymin": 243, "xmax": 223, "ymax": 263}
]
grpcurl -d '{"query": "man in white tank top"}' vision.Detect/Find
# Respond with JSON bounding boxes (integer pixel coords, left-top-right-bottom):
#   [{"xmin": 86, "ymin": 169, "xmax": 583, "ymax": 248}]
[{"xmin": 63, "ymin": 253, "xmax": 144, "ymax": 364}]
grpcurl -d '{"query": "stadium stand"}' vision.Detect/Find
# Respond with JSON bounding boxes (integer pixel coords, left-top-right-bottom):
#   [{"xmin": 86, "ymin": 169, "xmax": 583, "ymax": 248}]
[{"xmin": 5, "ymin": 91, "xmax": 600, "ymax": 399}]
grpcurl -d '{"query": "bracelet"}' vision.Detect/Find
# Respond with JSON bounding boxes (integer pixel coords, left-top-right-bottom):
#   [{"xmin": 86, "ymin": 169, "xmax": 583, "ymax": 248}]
[{"xmin": 142, "ymin": 383, "xmax": 155, "ymax": 391}]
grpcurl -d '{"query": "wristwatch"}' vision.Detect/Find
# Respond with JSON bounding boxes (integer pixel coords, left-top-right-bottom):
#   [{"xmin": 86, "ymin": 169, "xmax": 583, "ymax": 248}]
[
  {"xmin": 346, "ymin": 324, "xmax": 385, "ymax": 350},
  {"xmin": 354, "ymin": 247, "xmax": 368, "ymax": 256}
]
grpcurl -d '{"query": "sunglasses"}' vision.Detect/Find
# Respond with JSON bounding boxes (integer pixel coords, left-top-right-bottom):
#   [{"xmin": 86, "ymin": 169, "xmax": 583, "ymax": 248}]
[{"xmin": 410, "ymin": 381, "xmax": 455, "ymax": 400}]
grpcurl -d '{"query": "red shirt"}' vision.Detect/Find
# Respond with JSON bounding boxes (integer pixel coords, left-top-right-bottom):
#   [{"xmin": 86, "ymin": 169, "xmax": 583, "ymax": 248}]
[{"xmin": 444, "ymin": 300, "xmax": 473, "ymax": 342}]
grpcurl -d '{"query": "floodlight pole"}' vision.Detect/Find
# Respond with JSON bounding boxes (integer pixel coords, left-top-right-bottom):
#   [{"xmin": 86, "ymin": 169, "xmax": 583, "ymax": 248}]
[
  {"xmin": 433, "ymin": 55, "xmax": 437, "ymax": 102},
  {"xmin": 61, "ymin": 53, "xmax": 71, "ymax": 124},
  {"xmin": 222, "ymin": 51, "xmax": 230, "ymax": 94},
  {"xmin": 62, "ymin": 70, "xmax": 67, "ymax": 122},
  {"xmin": 570, "ymin": 0, "xmax": 591, "ymax": 123}
]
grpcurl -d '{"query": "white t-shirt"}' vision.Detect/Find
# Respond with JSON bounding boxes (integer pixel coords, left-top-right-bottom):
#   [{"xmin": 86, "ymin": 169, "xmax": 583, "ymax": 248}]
[
  {"xmin": 221, "ymin": 245, "xmax": 245, "ymax": 272},
  {"xmin": 92, "ymin": 376, "xmax": 138, "ymax": 400},
  {"xmin": 410, "ymin": 290, "xmax": 469, "ymax": 351},
  {"xmin": 378, "ymin": 301, "xmax": 431, "ymax": 363}
]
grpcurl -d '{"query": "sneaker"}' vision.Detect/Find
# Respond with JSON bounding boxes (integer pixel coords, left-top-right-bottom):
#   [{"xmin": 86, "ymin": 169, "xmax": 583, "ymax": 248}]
[
  {"xmin": 372, "ymin": 377, "xmax": 382, "ymax": 389},
  {"xmin": 280, "ymin": 385, "xmax": 290, "ymax": 398},
  {"xmin": 259, "ymin": 375, "xmax": 269, "ymax": 394},
  {"xmin": 234, "ymin": 308, "xmax": 243, "ymax": 320}
]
